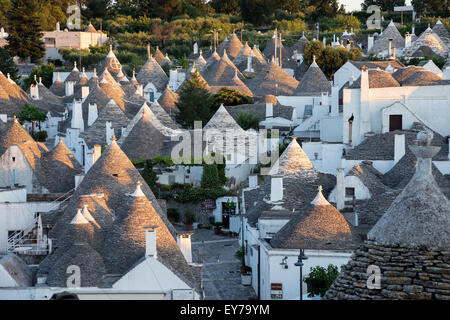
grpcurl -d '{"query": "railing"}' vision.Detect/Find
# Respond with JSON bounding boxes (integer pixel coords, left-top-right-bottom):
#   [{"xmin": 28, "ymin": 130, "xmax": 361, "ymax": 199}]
[
  {"xmin": 6, "ymin": 189, "xmax": 74, "ymax": 254},
  {"xmin": 9, "ymin": 238, "xmax": 56, "ymax": 256}
]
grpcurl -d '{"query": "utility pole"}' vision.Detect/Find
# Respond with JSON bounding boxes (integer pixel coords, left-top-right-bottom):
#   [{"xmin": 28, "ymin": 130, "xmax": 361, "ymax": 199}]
[
  {"xmin": 316, "ymin": 23, "xmax": 320, "ymax": 40},
  {"xmin": 279, "ymin": 33, "xmax": 282, "ymax": 68}
]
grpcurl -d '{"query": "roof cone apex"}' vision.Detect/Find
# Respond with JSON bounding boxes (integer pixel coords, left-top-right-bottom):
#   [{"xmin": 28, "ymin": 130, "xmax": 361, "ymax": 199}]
[
  {"xmin": 311, "ymin": 186, "xmax": 331, "ymax": 206},
  {"xmin": 131, "ymin": 181, "xmax": 145, "ymax": 197},
  {"xmin": 71, "ymin": 209, "xmax": 90, "ymax": 224}
]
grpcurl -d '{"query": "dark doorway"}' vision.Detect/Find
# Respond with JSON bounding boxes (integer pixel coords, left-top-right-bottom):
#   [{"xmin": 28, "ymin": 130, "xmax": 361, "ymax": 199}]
[
  {"xmin": 221, "ymin": 202, "xmax": 235, "ymax": 229},
  {"xmin": 389, "ymin": 115, "xmax": 402, "ymax": 131}
]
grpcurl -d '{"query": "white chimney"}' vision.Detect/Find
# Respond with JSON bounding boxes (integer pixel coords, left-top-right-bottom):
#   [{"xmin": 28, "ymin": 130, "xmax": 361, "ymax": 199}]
[
  {"xmin": 30, "ymin": 83, "xmax": 39, "ymax": 100},
  {"xmin": 193, "ymin": 42, "xmax": 198, "ymax": 55},
  {"xmin": 249, "ymin": 175, "xmax": 258, "ymax": 188},
  {"xmin": 0, "ymin": 27, "xmax": 4, "ymax": 37},
  {"xmin": 336, "ymin": 168, "xmax": 345, "ymax": 210},
  {"xmin": 105, "ymin": 121, "xmax": 114, "ymax": 143},
  {"xmin": 367, "ymin": 36, "xmax": 374, "ymax": 52},
  {"xmin": 393, "ymin": 47, "xmax": 397, "ymax": 60},
  {"xmin": 56, "ymin": 22, "xmax": 60, "ymax": 32},
  {"xmin": 93, "ymin": 144, "xmax": 101, "ymax": 164},
  {"xmin": 145, "ymin": 226, "xmax": 158, "ymax": 258},
  {"xmin": 394, "ymin": 134, "xmax": 405, "ymax": 164},
  {"xmin": 405, "ymin": 33, "xmax": 412, "ymax": 48},
  {"xmin": 65, "ymin": 81, "xmax": 74, "ymax": 96},
  {"xmin": 323, "ymin": 36, "xmax": 326, "ymax": 46},
  {"xmin": 177, "ymin": 233, "xmax": 193, "ymax": 263},
  {"xmin": 136, "ymin": 84, "xmax": 143, "ymax": 96},
  {"xmin": 87, "ymin": 103, "xmax": 98, "ymax": 126},
  {"xmin": 245, "ymin": 55, "xmax": 254, "ymax": 73},
  {"xmin": 360, "ymin": 66, "xmax": 371, "ymax": 136},
  {"xmin": 266, "ymin": 102, "xmax": 273, "ymax": 119},
  {"xmin": 270, "ymin": 175, "xmax": 283, "ymax": 202},
  {"xmin": 74, "ymin": 174, "xmax": 85, "ymax": 189},
  {"xmin": 388, "ymin": 38, "xmax": 393, "ymax": 58},
  {"xmin": 81, "ymin": 86, "xmax": 89, "ymax": 100},
  {"xmin": 71, "ymin": 100, "xmax": 84, "ymax": 132}
]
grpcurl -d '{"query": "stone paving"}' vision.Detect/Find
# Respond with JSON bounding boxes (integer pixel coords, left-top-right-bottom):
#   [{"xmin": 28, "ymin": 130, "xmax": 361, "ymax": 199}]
[{"xmin": 188, "ymin": 228, "xmax": 257, "ymax": 300}]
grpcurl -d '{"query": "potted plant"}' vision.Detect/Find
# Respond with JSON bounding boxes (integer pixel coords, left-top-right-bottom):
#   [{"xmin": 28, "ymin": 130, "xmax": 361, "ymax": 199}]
[
  {"xmin": 241, "ymin": 266, "xmax": 252, "ymax": 286},
  {"xmin": 167, "ymin": 208, "xmax": 179, "ymax": 224},
  {"xmin": 184, "ymin": 210, "xmax": 195, "ymax": 231},
  {"xmin": 236, "ymin": 246, "xmax": 245, "ymax": 272},
  {"xmin": 214, "ymin": 222, "xmax": 222, "ymax": 235}
]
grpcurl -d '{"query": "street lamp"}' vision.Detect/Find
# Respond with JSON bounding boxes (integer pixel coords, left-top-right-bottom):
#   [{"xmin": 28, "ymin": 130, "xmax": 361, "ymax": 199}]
[{"xmin": 294, "ymin": 249, "xmax": 308, "ymax": 300}]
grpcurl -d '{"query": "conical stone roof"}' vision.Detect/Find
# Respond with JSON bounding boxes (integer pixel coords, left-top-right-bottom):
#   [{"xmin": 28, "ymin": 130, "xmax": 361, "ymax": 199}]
[
  {"xmin": 157, "ymin": 84, "xmax": 179, "ymax": 114},
  {"xmin": 48, "ymin": 138, "xmax": 175, "ymax": 239},
  {"xmin": 247, "ymin": 58, "xmax": 299, "ymax": 96},
  {"xmin": 370, "ymin": 21, "xmax": 405, "ymax": 55},
  {"xmin": 268, "ymin": 138, "xmax": 314, "ymax": 175},
  {"xmin": 98, "ymin": 45, "xmax": 122, "ymax": 77},
  {"xmin": 294, "ymin": 57, "xmax": 331, "ymax": 96},
  {"xmin": 270, "ymin": 186, "xmax": 354, "ymax": 250},
  {"xmin": 154, "ymin": 47, "xmax": 165, "ymax": 64},
  {"xmin": 136, "ymin": 55, "xmax": 168, "ymax": 92}
]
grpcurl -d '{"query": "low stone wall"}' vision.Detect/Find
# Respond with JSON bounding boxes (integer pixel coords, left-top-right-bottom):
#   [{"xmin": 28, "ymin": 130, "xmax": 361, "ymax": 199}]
[{"xmin": 325, "ymin": 240, "xmax": 450, "ymax": 300}]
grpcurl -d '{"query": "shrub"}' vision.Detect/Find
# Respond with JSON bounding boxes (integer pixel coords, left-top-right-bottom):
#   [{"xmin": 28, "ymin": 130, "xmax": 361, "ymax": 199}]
[
  {"xmin": 201, "ymin": 164, "xmax": 221, "ymax": 189},
  {"xmin": 35, "ymin": 130, "xmax": 48, "ymax": 141},
  {"xmin": 236, "ymin": 110, "xmax": 260, "ymax": 130},
  {"xmin": 184, "ymin": 209, "xmax": 196, "ymax": 224},
  {"xmin": 167, "ymin": 208, "xmax": 180, "ymax": 222},
  {"xmin": 304, "ymin": 264, "xmax": 340, "ymax": 298}
]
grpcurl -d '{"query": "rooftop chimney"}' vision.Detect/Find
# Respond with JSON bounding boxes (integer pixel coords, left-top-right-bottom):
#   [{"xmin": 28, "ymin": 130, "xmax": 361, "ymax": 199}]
[
  {"xmin": 266, "ymin": 102, "xmax": 273, "ymax": 119},
  {"xmin": 270, "ymin": 175, "xmax": 283, "ymax": 202},
  {"xmin": 394, "ymin": 134, "xmax": 406, "ymax": 164},
  {"xmin": 367, "ymin": 35, "xmax": 374, "ymax": 52},
  {"xmin": 388, "ymin": 38, "xmax": 393, "ymax": 59},
  {"xmin": 106, "ymin": 121, "xmax": 114, "ymax": 144},
  {"xmin": 177, "ymin": 233, "xmax": 193, "ymax": 263},
  {"xmin": 81, "ymin": 86, "xmax": 89, "ymax": 100},
  {"xmin": 405, "ymin": 33, "xmax": 412, "ymax": 48},
  {"xmin": 336, "ymin": 168, "xmax": 345, "ymax": 210},
  {"xmin": 144, "ymin": 226, "xmax": 158, "ymax": 258},
  {"xmin": 56, "ymin": 22, "xmax": 60, "ymax": 32},
  {"xmin": 71, "ymin": 100, "xmax": 84, "ymax": 132}
]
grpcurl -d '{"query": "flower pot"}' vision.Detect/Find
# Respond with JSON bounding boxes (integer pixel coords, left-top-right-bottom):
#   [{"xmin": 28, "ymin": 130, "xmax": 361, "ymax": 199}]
[
  {"xmin": 240, "ymin": 266, "xmax": 245, "ymax": 274},
  {"xmin": 185, "ymin": 223, "xmax": 193, "ymax": 231}
]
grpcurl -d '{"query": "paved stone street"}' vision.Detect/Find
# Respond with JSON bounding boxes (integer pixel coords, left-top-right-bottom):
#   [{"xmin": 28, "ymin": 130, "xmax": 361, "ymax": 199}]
[{"xmin": 190, "ymin": 228, "xmax": 257, "ymax": 300}]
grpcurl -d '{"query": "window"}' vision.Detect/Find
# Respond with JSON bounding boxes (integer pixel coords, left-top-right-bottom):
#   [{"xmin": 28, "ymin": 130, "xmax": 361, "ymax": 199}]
[
  {"xmin": 112, "ymin": 173, "xmax": 118, "ymax": 178},
  {"xmin": 12, "ymin": 157, "xmax": 15, "ymax": 162},
  {"xmin": 345, "ymin": 187, "xmax": 355, "ymax": 197}
]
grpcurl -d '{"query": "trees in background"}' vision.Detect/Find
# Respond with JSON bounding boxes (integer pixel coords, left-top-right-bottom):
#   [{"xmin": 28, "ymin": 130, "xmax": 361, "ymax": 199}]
[
  {"xmin": 210, "ymin": 0, "xmax": 240, "ymax": 15},
  {"xmin": 236, "ymin": 111, "xmax": 260, "ymax": 130},
  {"xmin": 303, "ymin": 40, "xmax": 361, "ymax": 78},
  {"xmin": 16, "ymin": 103, "xmax": 47, "ymax": 136},
  {"xmin": 212, "ymin": 87, "xmax": 253, "ymax": 109},
  {"xmin": 362, "ymin": 0, "xmax": 405, "ymax": 11},
  {"xmin": 22, "ymin": 64, "xmax": 54, "ymax": 90},
  {"xmin": 239, "ymin": 0, "xmax": 276, "ymax": 26},
  {"xmin": 175, "ymin": 70, "xmax": 215, "ymax": 128},
  {"xmin": 412, "ymin": 0, "xmax": 449, "ymax": 17},
  {"xmin": 6, "ymin": 0, "xmax": 45, "ymax": 61},
  {"xmin": 81, "ymin": 0, "xmax": 113, "ymax": 20},
  {"xmin": 0, "ymin": 48, "xmax": 19, "ymax": 82}
]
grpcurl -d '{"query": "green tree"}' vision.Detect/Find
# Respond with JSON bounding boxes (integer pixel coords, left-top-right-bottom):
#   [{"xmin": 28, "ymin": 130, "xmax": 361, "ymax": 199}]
[
  {"xmin": 82, "ymin": 0, "xmax": 113, "ymax": 20},
  {"xmin": 142, "ymin": 159, "xmax": 159, "ymax": 197},
  {"xmin": 139, "ymin": 0, "xmax": 182, "ymax": 20},
  {"xmin": 213, "ymin": 87, "xmax": 253, "ymax": 109},
  {"xmin": 210, "ymin": 0, "xmax": 240, "ymax": 15},
  {"xmin": 6, "ymin": 0, "xmax": 45, "ymax": 62},
  {"xmin": 22, "ymin": 64, "xmax": 54, "ymax": 90},
  {"xmin": 16, "ymin": 103, "xmax": 47, "ymax": 135},
  {"xmin": 304, "ymin": 264, "xmax": 340, "ymax": 298},
  {"xmin": 275, "ymin": 0, "xmax": 300, "ymax": 13},
  {"xmin": 412, "ymin": 0, "xmax": 448, "ymax": 17},
  {"xmin": 303, "ymin": 40, "xmax": 325, "ymax": 66},
  {"xmin": 236, "ymin": 110, "xmax": 260, "ymax": 130},
  {"xmin": 201, "ymin": 164, "xmax": 221, "ymax": 189},
  {"xmin": 175, "ymin": 70, "xmax": 215, "ymax": 128},
  {"xmin": 362, "ymin": 0, "xmax": 406, "ymax": 11},
  {"xmin": 0, "ymin": 48, "xmax": 20, "ymax": 83},
  {"xmin": 239, "ymin": 0, "xmax": 276, "ymax": 26}
]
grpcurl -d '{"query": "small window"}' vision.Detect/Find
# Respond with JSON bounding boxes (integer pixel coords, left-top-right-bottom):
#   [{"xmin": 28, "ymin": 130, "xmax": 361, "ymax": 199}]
[
  {"xmin": 12, "ymin": 157, "xmax": 15, "ymax": 162},
  {"xmin": 112, "ymin": 173, "xmax": 118, "ymax": 178},
  {"xmin": 314, "ymin": 153, "xmax": 318, "ymax": 160},
  {"xmin": 345, "ymin": 187, "xmax": 355, "ymax": 197},
  {"xmin": 227, "ymin": 154, "xmax": 232, "ymax": 161}
]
